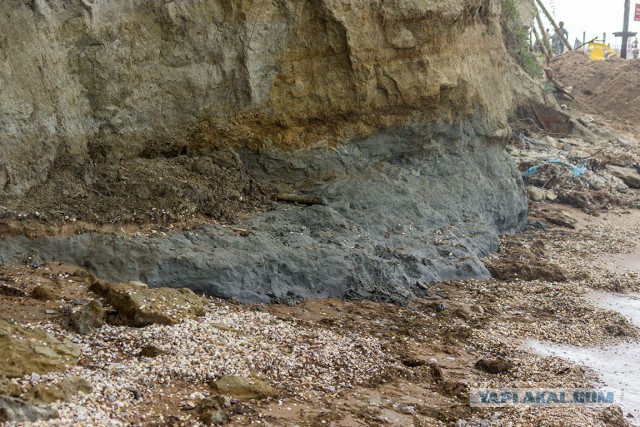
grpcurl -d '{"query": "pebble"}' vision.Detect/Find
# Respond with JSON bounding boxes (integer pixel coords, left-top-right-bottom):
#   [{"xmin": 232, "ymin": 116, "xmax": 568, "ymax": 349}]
[
  {"xmin": 189, "ymin": 392, "xmax": 205, "ymax": 400},
  {"xmin": 180, "ymin": 401, "xmax": 196, "ymax": 410}
]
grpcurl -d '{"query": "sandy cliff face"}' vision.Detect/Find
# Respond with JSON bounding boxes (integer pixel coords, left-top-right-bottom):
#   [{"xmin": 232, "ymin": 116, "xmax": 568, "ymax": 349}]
[{"xmin": 1, "ymin": 0, "xmax": 536, "ymax": 196}]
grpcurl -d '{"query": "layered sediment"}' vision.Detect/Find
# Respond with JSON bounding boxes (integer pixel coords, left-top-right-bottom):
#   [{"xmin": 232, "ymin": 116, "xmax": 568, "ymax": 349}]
[{"xmin": 0, "ymin": 0, "xmax": 541, "ymax": 302}]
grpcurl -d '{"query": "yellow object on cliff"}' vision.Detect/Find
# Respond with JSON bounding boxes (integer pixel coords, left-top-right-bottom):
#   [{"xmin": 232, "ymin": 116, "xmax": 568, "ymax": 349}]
[{"xmin": 588, "ymin": 42, "xmax": 614, "ymax": 61}]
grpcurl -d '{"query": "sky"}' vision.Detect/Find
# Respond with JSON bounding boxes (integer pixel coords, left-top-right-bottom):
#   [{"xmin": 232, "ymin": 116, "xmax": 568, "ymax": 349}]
[{"xmin": 538, "ymin": 0, "xmax": 640, "ymax": 49}]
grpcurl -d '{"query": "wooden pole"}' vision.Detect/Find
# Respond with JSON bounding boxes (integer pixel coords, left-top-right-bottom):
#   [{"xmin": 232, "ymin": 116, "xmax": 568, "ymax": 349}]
[
  {"xmin": 532, "ymin": 25, "xmax": 551, "ymax": 63},
  {"xmin": 530, "ymin": 28, "xmax": 533, "ymax": 50},
  {"xmin": 535, "ymin": 13, "xmax": 553, "ymax": 61},
  {"xmin": 622, "ymin": 0, "xmax": 631, "ymax": 58},
  {"xmin": 574, "ymin": 37, "xmax": 598, "ymax": 51},
  {"xmin": 534, "ymin": 0, "xmax": 572, "ymax": 52}
]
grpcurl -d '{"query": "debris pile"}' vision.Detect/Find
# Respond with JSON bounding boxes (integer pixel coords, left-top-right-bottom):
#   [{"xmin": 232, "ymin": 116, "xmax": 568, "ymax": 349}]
[
  {"xmin": 507, "ymin": 48, "xmax": 640, "ymax": 217},
  {"xmin": 509, "ymin": 115, "xmax": 640, "ymax": 213}
]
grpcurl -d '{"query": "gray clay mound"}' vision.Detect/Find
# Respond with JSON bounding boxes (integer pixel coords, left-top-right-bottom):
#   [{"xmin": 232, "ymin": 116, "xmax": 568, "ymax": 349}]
[{"xmin": 0, "ymin": 127, "xmax": 527, "ymax": 303}]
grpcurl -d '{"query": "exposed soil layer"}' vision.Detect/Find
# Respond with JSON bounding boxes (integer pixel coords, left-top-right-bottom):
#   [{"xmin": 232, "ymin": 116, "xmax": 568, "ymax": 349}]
[
  {"xmin": 0, "ymin": 0, "xmax": 540, "ymax": 304},
  {"xmin": 0, "ymin": 144, "xmax": 271, "ymax": 227}
]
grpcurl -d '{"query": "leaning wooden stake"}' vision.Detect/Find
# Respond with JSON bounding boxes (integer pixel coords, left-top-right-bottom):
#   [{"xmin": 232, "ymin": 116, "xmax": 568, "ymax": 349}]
[
  {"xmin": 535, "ymin": 13, "xmax": 553, "ymax": 63},
  {"xmin": 542, "ymin": 68, "xmax": 574, "ymax": 100},
  {"xmin": 574, "ymin": 37, "xmax": 598, "ymax": 51},
  {"xmin": 535, "ymin": 0, "xmax": 572, "ymax": 52},
  {"xmin": 532, "ymin": 24, "xmax": 552, "ymax": 63}
]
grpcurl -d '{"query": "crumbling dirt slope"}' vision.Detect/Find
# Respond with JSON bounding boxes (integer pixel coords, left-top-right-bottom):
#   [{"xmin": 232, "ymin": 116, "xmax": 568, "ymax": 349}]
[
  {"xmin": 552, "ymin": 50, "xmax": 640, "ymax": 137},
  {"xmin": 507, "ymin": 52, "xmax": 640, "ymax": 214},
  {"xmin": 1, "ymin": 0, "xmax": 543, "ymax": 200}
]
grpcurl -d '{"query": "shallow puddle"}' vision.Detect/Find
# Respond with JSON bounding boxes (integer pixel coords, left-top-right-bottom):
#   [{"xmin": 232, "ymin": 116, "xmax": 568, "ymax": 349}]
[
  {"xmin": 527, "ymin": 339, "xmax": 640, "ymax": 421},
  {"xmin": 526, "ymin": 291, "xmax": 640, "ymax": 422}
]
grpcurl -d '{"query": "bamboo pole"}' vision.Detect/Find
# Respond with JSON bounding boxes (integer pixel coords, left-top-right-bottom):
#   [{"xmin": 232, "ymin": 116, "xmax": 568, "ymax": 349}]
[
  {"xmin": 532, "ymin": 25, "xmax": 552, "ymax": 63},
  {"xmin": 535, "ymin": 0, "xmax": 572, "ymax": 52},
  {"xmin": 535, "ymin": 12, "xmax": 553, "ymax": 62}
]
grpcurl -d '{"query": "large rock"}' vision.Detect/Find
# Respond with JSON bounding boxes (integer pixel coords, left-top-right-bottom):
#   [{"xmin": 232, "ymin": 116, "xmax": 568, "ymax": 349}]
[
  {"xmin": 0, "ymin": 395, "xmax": 58, "ymax": 423},
  {"xmin": 26, "ymin": 377, "xmax": 93, "ymax": 404},
  {"xmin": 0, "ymin": 378, "xmax": 22, "ymax": 398},
  {"xmin": 606, "ymin": 165, "xmax": 640, "ymax": 189},
  {"xmin": 0, "ymin": 320, "xmax": 81, "ymax": 379},
  {"xmin": 211, "ymin": 376, "xmax": 278, "ymax": 400},
  {"xmin": 198, "ymin": 395, "xmax": 232, "ymax": 426},
  {"xmin": 0, "ymin": 377, "xmax": 89, "ymax": 423},
  {"xmin": 89, "ymin": 281, "xmax": 206, "ymax": 327},
  {"xmin": 65, "ymin": 299, "xmax": 105, "ymax": 335}
]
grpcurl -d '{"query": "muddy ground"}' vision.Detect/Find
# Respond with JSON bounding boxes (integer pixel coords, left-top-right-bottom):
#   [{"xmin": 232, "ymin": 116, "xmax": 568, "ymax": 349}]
[{"xmin": 1, "ymin": 50, "xmax": 640, "ymax": 426}]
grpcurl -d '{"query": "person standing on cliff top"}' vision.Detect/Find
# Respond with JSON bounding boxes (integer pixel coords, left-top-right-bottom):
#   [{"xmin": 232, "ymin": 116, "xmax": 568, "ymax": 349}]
[{"xmin": 551, "ymin": 22, "xmax": 568, "ymax": 56}]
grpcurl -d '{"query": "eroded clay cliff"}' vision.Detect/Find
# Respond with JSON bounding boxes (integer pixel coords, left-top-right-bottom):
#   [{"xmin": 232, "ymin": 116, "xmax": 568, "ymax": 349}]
[
  {"xmin": 2, "ymin": 0, "xmax": 538, "ymax": 195},
  {"xmin": 0, "ymin": 0, "xmax": 543, "ymax": 302}
]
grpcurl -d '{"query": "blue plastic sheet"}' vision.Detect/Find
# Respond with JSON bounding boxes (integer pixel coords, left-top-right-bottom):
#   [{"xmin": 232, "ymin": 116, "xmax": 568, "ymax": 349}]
[{"xmin": 522, "ymin": 159, "xmax": 586, "ymax": 177}]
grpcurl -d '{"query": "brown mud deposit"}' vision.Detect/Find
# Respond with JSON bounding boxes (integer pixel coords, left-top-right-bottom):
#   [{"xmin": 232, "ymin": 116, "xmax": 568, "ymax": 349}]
[{"xmin": 0, "ymin": 145, "xmax": 271, "ymax": 226}]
